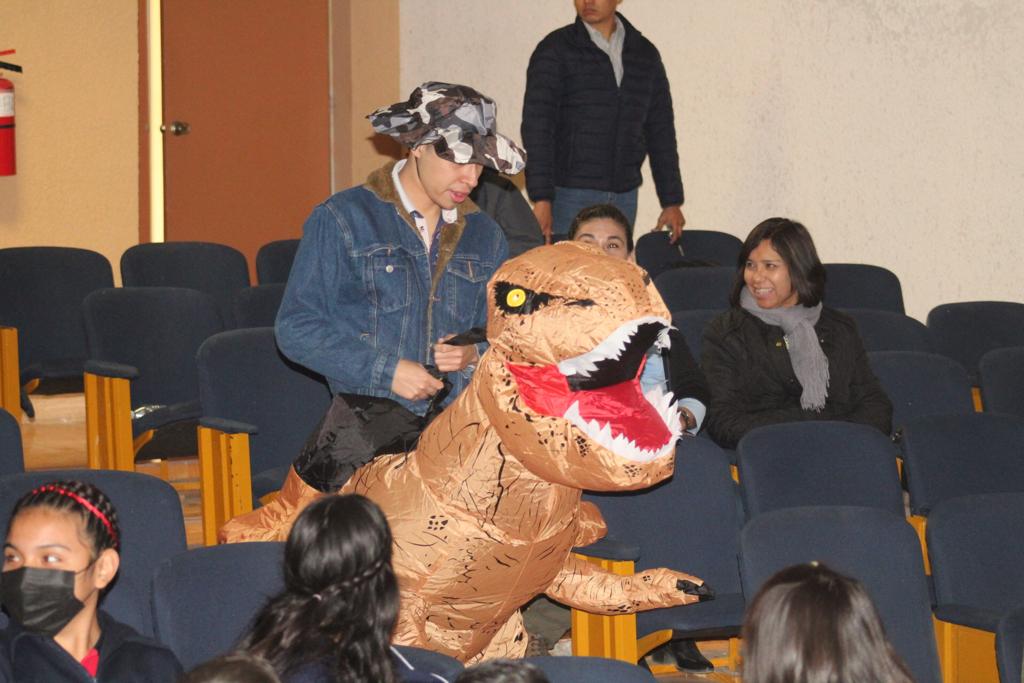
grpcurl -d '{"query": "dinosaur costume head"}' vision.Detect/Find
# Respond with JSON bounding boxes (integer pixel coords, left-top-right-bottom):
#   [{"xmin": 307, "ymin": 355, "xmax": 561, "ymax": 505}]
[{"xmin": 478, "ymin": 241, "xmax": 679, "ymax": 491}]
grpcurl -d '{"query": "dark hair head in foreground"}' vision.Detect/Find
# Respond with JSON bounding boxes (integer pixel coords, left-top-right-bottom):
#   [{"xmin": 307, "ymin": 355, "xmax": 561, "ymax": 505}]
[
  {"xmin": 456, "ymin": 658, "xmax": 550, "ymax": 683},
  {"xmin": 240, "ymin": 494, "xmax": 400, "ymax": 682},
  {"xmin": 741, "ymin": 562, "xmax": 914, "ymax": 683}
]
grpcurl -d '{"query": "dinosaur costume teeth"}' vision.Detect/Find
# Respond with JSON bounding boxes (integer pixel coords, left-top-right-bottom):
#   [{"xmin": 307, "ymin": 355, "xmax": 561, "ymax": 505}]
[{"xmin": 507, "ymin": 316, "xmax": 681, "ymax": 462}]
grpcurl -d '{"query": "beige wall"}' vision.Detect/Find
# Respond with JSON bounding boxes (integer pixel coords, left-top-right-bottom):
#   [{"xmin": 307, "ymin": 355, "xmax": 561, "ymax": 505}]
[
  {"xmin": 0, "ymin": 1, "xmax": 139, "ymax": 280},
  {"xmin": 400, "ymin": 1, "xmax": 1024, "ymax": 319},
  {"xmin": 332, "ymin": 0, "xmax": 402, "ymax": 191}
]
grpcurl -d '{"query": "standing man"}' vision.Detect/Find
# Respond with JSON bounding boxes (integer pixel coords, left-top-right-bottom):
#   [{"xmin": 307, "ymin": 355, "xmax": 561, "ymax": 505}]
[
  {"xmin": 522, "ymin": 0, "xmax": 686, "ymax": 243},
  {"xmin": 220, "ymin": 83, "xmax": 525, "ymax": 543},
  {"xmin": 277, "ymin": 81, "xmax": 522, "ymax": 416}
]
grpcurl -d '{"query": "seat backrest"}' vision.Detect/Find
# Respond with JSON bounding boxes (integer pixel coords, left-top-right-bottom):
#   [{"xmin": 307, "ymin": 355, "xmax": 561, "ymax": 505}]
[
  {"xmin": 997, "ymin": 606, "xmax": 1024, "ymax": 683},
  {"xmin": 740, "ymin": 506, "xmax": 941, "ymax": 683},
  {"xmin": 255, "ymin": 238, "xmax": 300, "ymax": 284},
  {"xmin": 653, "ymin": 266, "xmax": 735, "ymax": 312},
  {"xmin": 679, "ymin": 229, "xmax": 743, "ymax": 267},
  {"xmin": 232, "ymin": 284, "xmax": 286, "ymax": 329},
  {"xmin": 83, "ymin": 287, "xmax": 223, "ymax": 408},
  {"xmin": 737, "ymin": 421, "xmax": 903, "ymax": 520},
  {"xmin": 0, "ymin": 469, "xmax": 187, "ymax": 636},
  {"xmin": 634, "ymin": 231, "xmax": 687, "ymax": 279},
  {"xmin": 197, "ymin": 328, "xmax": 331, "ymax": 479},
  {"xmin": 671, "ymin": 309, "xmax": 720, "ymax": 360},
  {"xmin": 867, "ymin": 351, "xmax": 974, "ymax": 433},
  {"xmin": 151, "ymin": 542, "xmax": 285, "ymax": 670},
  {"xmin": 928, "ymin": 302, "xmax": 1024, "ymax": 383},
  {"xmin": 0, "ymin": 407, "xmax": 24, "ymax": 476},
  {"xmin": 980, "ymin": 346, "xmax": 1024, "ymax": 419},
  {"xmin": 0, "ymin": 246, "xmax": 114, "ymax": 376},
  {"xmin": 927, "ymin": 493, "xmax": 1024, "ymax": 619},
  {"xmin": 842, "ymin": 309, "xmax": 933, "ymax": 353},
  {"xmin": 823, "ymin": 263, "xmax": 905, "ymax": 313},
  {"xmin": 120, "ymin": 242, "xmax": 250, "ymax": 327},
  {"xmin": 525, "ymin": 655, "xmax": 656, "ymax": 682},
  {"xmin": 901, "ymin": 413, "xmax": 1024, "ymax": 515},
  {"xmin": 584, "ymin": 438, "xmax": 742, "ymax": 594},
  {"xmin": 636, "ymin": 230, "xmax": 742, "ymax": 279}
]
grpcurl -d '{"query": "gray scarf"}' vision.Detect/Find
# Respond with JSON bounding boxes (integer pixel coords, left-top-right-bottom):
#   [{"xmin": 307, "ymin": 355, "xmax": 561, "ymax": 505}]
[{"xmin": 740, "ymin": 288, "xmax": 830, "ymax": 411}]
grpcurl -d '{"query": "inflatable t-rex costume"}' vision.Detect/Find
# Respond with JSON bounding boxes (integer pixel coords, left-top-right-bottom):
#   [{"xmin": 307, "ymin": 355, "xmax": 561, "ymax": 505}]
[{"xmin": 223, "ymin": 242, "xmax": 704, "ymax": 662}]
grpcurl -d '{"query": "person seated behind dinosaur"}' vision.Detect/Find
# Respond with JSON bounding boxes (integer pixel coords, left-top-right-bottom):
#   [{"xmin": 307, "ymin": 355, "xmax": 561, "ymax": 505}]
[
  {"xmin": 569, "ymin": 204, "xmax": 710, "ymax": 435},
  {"xmin": 569, "ymin": 204, "xmax": 712, "ymax": 671}
]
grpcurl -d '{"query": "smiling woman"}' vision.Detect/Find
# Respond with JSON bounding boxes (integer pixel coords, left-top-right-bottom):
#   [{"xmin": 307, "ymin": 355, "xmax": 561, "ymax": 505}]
[{"xmin": 701, "ymin": 218, "xmax": 893, "ymax": 449}]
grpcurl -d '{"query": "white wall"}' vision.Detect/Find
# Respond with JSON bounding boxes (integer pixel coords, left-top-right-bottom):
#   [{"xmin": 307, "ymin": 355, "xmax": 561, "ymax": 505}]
[{"xmin": 399, "ymin": 1, "xmax": 1024, "ymax": 319}]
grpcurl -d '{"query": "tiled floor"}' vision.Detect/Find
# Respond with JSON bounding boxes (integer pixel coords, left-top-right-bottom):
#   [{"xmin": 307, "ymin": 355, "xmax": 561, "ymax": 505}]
[{"xmin": 18, "ymin": 392, "xmax": 740, "ymax": 681}]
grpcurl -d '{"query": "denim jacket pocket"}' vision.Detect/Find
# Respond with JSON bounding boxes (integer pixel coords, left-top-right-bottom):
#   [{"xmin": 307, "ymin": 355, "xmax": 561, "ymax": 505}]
[
  {"xmin": 365, "ymin": 247, "xmax": 413, "ymax": 314},
  {"xmin": 444, "ymin": 255, "xmax": 492, "ymax": 321}
]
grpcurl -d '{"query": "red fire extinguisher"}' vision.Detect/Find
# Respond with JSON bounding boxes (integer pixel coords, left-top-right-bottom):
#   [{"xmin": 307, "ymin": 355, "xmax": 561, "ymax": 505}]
[{"xmin": 0, "ymin": 49, "xmax": 22, "ymax": 177}]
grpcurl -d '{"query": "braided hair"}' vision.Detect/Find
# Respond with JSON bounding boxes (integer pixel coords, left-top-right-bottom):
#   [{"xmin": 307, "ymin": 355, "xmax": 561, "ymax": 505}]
[
  {"xmin": 241, "ymin": 494, "xmax": 399, "ymax": 683},
  {"xmin": 8, "ymin": 480, "xmax": 121, "ymax": 557}
]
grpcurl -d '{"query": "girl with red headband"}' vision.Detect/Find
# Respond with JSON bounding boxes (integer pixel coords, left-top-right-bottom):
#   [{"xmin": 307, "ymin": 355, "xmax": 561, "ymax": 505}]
[{"xmin": 1, "ymin": 479, "xmax": 182, "ymax": 682}]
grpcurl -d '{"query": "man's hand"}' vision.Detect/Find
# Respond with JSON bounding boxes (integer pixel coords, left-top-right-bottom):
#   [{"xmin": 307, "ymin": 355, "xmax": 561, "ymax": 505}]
[
  {"xmin": 657, "ymin": 205, "xmax": 686, "ymax": 243},
  {"xmin": 434, "ymin": 335, "xmax": 479, "ymax": 373},
  {"xmin": 391, "ymin": 359, "xmax": 444, "ymax": 401},
  {"xmin": 533, "ymin": 200, "xmax": 553, "ymax": 244}
]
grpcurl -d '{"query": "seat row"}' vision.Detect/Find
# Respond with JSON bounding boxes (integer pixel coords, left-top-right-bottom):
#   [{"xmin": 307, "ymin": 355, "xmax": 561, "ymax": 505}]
[
  {"xmin": 574, "ymin": 429, "xmax": 1024, "ymax": 683},
  {"xmin": 0, "ymin": 241, "xmax": 300, "ymax": 421},
  {"xmin": 2, "ymin": 400, "xmax": 1021, "ymax": 679},
  {"xmin": 0, "ymin": 469, "xmax": 660, "ymax": 682}
]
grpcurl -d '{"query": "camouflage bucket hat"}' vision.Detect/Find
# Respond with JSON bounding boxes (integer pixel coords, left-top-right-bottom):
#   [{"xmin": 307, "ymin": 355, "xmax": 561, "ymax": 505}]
[{"xmin": 368, "ymin": 81, "xmax": 526, "ymax": 175}]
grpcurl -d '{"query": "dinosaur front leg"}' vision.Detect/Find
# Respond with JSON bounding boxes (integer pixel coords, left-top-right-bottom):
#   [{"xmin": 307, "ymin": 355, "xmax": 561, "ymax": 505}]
[{"xmin": 545, "ymin": 554, "xmax": 705, "ymax": 614}]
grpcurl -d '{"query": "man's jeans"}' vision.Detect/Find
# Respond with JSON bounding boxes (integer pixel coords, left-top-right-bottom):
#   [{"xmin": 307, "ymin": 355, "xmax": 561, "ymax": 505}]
[{"xmin": 551, "ymin": 186, "xmax": 639, "ymax": 239}]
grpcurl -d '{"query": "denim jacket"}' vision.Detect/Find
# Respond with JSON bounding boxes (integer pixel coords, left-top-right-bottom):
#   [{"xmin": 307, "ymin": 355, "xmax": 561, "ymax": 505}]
[{"xmin": 276, "ymin": 162, "xmax": 508, "ymax": 415}]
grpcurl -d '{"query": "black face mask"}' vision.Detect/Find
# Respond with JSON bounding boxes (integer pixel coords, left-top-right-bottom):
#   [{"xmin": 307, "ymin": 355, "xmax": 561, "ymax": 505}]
[{"xmin": 1, "ymin": 567, "xmax": 87, "ymax": 637}]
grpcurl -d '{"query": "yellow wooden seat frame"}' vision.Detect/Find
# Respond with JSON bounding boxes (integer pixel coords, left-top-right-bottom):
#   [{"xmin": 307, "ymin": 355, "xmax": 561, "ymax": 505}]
[
  {"xmin": 0, "ymin": 327, "xmax": 21, "ymax": 420},
  {"xmin": 934, "ymin": 617, "xmax": 998, "ymax": 683},
  {"xmin": 197, "ymin": 422, "xmax": 254, "ymax": 546}
]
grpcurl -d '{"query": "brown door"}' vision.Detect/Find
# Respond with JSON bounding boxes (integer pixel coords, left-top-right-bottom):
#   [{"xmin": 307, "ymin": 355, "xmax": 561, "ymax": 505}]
[{"xmin": 160, "ymin": 0, "xmax": 330, "ymax": 281}]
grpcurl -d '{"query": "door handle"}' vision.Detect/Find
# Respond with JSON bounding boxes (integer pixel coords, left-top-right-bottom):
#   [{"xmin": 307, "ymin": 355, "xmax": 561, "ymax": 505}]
[{"xmin": 160, "ymin": 121, "xmax": 190, "ymax": 136}]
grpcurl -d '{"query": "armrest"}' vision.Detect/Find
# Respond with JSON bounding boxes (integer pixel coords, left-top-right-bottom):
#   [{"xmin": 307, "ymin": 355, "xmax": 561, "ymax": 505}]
[
  {"xmin": 199, "ymin": 416, "xmax": 259, "ymax": 434},
  {"xmin": 84, "ymin": 360, "xmax": 139, "ymax": 379},
  {"xmin": 573, "ymin": 536, "xmax": 641, "ymax": 562}
]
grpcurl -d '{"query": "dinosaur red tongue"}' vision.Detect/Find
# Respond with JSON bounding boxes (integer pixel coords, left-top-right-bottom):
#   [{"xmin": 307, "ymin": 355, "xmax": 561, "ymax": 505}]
[{"xmin": 506, "ymin": 362, "xmax": 671, "ymax": 451}]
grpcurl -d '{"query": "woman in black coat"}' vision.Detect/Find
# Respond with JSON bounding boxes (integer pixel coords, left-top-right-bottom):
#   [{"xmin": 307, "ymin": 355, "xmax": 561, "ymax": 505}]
[{"xmin": 701, "ymin": 218, "xmax": 892, "ymax": 450}]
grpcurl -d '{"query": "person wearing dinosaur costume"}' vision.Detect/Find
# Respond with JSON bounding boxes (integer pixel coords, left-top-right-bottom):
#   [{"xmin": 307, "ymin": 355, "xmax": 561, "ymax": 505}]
[{"xmin": 223, "ymin": 241, "xmax": 706, "ymax": 662}]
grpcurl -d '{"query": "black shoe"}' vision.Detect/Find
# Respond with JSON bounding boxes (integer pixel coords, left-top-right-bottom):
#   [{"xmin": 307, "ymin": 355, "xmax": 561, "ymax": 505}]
[{"xmin": 669, "ymin": 639, "xmax": 715, "ymax": 673}]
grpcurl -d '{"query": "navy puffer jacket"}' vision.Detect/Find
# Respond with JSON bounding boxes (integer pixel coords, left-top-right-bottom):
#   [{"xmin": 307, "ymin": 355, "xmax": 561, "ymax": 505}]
[{"xmin": 521, "ymin": 13, "xmax": 684, "ymax": 207}]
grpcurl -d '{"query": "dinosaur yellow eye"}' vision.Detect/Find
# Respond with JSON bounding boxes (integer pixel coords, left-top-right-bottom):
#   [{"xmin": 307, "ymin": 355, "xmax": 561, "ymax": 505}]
[{"xmin": 506, "ymin": 288, "xmax": 527, "ymax": 308}]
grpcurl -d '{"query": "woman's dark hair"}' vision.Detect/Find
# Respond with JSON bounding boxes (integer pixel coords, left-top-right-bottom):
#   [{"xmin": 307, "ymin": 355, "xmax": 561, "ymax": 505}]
[
  {"xmin": 240, "ymin": 494, "xmax": 399, "ymax": 683},
  {"xmin": 729, "ymin": 217, "xmax": 825, "ymax": 308},
  {"xmin": 8, "ymin": 480, "xmax": 121, "ymax": 556},
  {"xmin": 568, "ymin": 204, "xmax": 635, "ymax": 253},
  {"xmin": 741, "ymin": 563, "xmax": 915, "ymax": 683},
  {"xmin": 181, "ymin": 653, "xmax": 281, "ymax": 683},
  {"xmin": 455, "ymin": 658, "xmax": 550, "ymax": 683}
]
